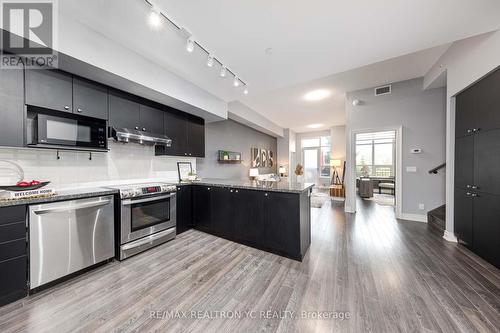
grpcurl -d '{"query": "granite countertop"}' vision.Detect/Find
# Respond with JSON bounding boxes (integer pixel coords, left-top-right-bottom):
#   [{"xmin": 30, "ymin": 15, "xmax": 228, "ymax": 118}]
[
  {"xmin": 181, "ymin": 178, "xmax": 315, "ymax": 193},
  {"xmin": 0, "ymin": 187, "xmax": 119, "ymax": 208}
]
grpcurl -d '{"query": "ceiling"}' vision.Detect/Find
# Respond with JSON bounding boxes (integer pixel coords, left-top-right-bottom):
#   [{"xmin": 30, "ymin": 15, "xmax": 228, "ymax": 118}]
[{"xmin": 60, "ymin": 0, "xmax": 500, "ymax": 131}]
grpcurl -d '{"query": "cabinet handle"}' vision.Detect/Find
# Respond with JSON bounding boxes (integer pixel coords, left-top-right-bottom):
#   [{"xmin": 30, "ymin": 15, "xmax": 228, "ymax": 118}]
[
  {"xmin": 466, "ymin": 192, "xmax": 471, "ymax": 196},
  {"xmin": 466, "ymin": 185, "xmax": 471, "ymax": 189},
  {"xmin": 189, "ymin": 153, "xmax": 192, "ymax": 156},
  {"xmin": 235, "ymin": 190, "xmax": 238, "ymax": 193},
  {"xmin": 471, "ymin": 193, "xmax": 479, "ymax": 197},
  {"xmin": 264, "ymin": 193, "xmax": 268, "ymax": 197},
  {"xmin": 471, "ymin": 185, "xmax": 479, "ymax": 190},
  {"xmin": 207, "ymin": 187, "xmax": 211, "ymax": 190},
  {"xmin": 473, "ymin": 128, "xmax": 480, "ymax": 132},
  {"xmin": 230, "ymin": 189, "xmax": 233, "ymax": 193},
  {"xmin": 64, "ymin": 106, "xmax": 70, "ymax": 110},
  {"xmin": 184, "ymin": 153, "xmax": 188, "ymax": 156}
]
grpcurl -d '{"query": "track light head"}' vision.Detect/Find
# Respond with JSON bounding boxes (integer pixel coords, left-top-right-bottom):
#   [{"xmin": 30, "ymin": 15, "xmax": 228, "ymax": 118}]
[
  {"xmin": 207, "ymin": 54, "xmax": 214, "ymax": 67},
  {"xmin": 186, "ymin": 38, "xmax": 194, "ymax": 53},
  {"xmin": 148, "ymin": 9, "xmax": 161, "ymax": 28},
  {"xmin": 243, "ymin": 86, "xmax": 249, "ymax": 95},
  {"xmin": 220, "ymin": 66, "xmax": 227, "ymax": 77},
  {"xmin": 233, "ymin": 76, "xmax": 240, "ymax": 87}
]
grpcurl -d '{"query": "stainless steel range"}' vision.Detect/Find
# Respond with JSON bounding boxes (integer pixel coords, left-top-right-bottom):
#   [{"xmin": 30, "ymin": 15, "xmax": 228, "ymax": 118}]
[{"xmin": 108, "ymin": 182, "xmax": 177, "ymax": 260}]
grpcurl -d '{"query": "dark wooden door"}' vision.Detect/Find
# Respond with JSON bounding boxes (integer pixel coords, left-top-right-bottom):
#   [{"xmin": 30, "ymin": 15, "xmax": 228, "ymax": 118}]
[
  {"xmin": 455, "ymin": 87, "xmax": 476, "ymax": 138},
  {"xmin": 472, "ymin": 192, "xmax": 500, "ymax": 268},
  {"xmin": 474, "ymin": 68, "xmax": 500, "ymax": 133},
  {"xmin": 0, "ymin": 61, "xmax": 24, "ymax": 147},
  {"xmin": 474, "ymin": 129, "xmax": 500, "ymax": 195},
  {"xmin": 193, "ymin": 186, "xmax": 212, "ymax": 233},
  {"xmin": 187, "ymin": 118, "xmax": 205, "ymax": 157},
  {"xmin": 454, "ymin": 188, "xmax": 474, "ymax": 249},
  {"xmin": 72, "ymin": 77, "xmax": 108, "ymax": 120},
  {"xmin": 455, "ymin": 135, "xmax": 474, "ymax": 190},
  {"xmin": 139, "ymin": 105, "xmax": 164, "ymax": 134},
  {"xmin": 157, "ymin": 111, "xmax": 188, "ymax": 156},
  {"xmin": 263, "ymin": 192, "xmax": 299, "ymax": 257},
  {"xmin": 233, "ymin": 189, "xmax": 264, "ymax": 248},
  {"xmin": 176, "ymin": 185, "xmax": 192, "ymax": 235},
  {"xmin": 108, "ymin": 93, "xmax": 140, "ymax": 129},
  {"xmin": 211, "ymin": 187, "xmax": 233, "ymax": 240},
  {"xmin": 25, "ymin": 69, "xmax": 73, "ymax": 113}
]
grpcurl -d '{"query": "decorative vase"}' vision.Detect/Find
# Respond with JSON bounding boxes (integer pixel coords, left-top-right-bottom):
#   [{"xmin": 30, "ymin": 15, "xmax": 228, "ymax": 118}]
[{"xmin": 187, "ymin": 175, "xmax": 197, "ymax": 181}]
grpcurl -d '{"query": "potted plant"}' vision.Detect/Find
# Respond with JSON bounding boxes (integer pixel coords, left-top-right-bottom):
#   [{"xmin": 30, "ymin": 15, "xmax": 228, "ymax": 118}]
[
  {"xmin": 222, "ymin": 151, "xmax": 229, "ymax": 160},
  {"xmin": 187, "ymin": 170, "xmax": 197, "ymax": 181}
]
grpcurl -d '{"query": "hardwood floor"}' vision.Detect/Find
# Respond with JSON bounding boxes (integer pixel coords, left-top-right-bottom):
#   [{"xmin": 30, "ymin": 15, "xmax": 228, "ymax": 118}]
[{"xmin": 0, "ymin": 199, "xmax": 499, "ymax": 333}]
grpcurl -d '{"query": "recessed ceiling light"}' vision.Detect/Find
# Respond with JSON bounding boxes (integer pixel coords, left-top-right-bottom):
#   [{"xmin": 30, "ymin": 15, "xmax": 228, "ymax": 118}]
[
  {"xmin": 148, "ymin": 10, "xmax": 162, "ymax": 28},
  {"xmin": 303, "ymin": 89, "xmax": 331, "ymax": 101},
  {"xmin": 307, "ymin": 124, "xmax": 324, "ymax": 129}
]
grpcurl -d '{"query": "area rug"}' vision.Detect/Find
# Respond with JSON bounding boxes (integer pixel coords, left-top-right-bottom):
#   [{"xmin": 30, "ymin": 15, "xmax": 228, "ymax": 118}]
[
  {"xmin": 311, "ymin": 192, "xmax": 330, "ymax": 208},
  {"xmin": 365, "ymin": 193, "xmax": 395, "ymax": 206}
]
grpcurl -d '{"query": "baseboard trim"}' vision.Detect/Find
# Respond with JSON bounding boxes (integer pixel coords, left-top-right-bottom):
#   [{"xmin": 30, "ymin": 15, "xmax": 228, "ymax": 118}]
[
  {"xmin": 443, "ymin": 230, "xmax": 458, "ymax": 243},
  {"xmin": 344, "ymin": 206, "xmax": 355, "ymax": 213},
  {"xmin": 399, "ymin": 213, "xmax": 427, "ymax": 223}
]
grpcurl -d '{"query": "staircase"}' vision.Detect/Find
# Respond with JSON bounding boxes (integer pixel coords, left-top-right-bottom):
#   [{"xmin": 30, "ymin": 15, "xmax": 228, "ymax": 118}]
[{"xmin": 427, "ymin": 205, "xmax": 445, "ymax": 236}]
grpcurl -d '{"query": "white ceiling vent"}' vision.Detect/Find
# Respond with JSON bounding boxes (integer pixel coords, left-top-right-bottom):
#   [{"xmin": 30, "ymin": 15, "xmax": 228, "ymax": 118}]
[{"xmin": 374, "ymin": 85, "xmax": 391, "ymax": 96}]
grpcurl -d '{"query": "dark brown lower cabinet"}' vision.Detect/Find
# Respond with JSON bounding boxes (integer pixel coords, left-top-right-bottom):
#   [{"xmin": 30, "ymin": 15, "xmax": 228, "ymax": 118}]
[
  {"xmin": 176, "ymin": 185, "xmax": 192, "ymax": 235},
  {"xmin": 454, "ymin": 188, "xmax": 473, "ymax": 248},
  {"xmin": 0, "ymin": 205, "xmax": 27, "ymax": 307},
  {"xmin": 192, "ymin": 185, "xmax": 310, "ymax": 261},
  {"xmin": 472, "ymin": 192, "xmax": 500, "ymax": 268}
]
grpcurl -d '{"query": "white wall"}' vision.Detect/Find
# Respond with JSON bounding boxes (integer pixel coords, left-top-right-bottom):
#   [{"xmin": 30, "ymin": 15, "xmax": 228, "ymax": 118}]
[
  {"xmin": 345, "ymin": 78, "xmax": 446, "ymax": 218},
  {"xmin": 228, "ymin": 102, "xmax": 284, "ymax": 138},
  {"xmin": 423, "ymin": 30, "xmax": 500, "ymax": 240},
  {"xmin": 0, "ymin": 142, "xmax": 195, "ymax": 189}
]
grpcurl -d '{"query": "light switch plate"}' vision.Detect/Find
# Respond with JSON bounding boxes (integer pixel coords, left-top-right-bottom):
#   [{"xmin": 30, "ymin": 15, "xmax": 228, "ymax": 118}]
[
  {"xmin": 406, "ymin": 166, "xmax": 417, "ymax": 172},
  {"xmin": 419, "ymin": 203, "xmax": 425, "ymax": 210}
]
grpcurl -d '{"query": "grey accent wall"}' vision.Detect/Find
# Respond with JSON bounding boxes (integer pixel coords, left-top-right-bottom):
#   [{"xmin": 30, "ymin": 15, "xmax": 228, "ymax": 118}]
[
  {"xmin": 346, "ymin": 78, "xmax": 446, "ymax": 216},
  {"xmin": 197, "ymin": 119, "xmax": 277, "ymax": 180}
]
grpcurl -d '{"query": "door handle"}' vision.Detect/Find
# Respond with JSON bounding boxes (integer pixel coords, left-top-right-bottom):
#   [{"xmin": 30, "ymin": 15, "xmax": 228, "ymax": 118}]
[
  {"xmin": 33, "ymin": 200, "xmax": 111, "ymax": 215},
  {"xmin": 122, "ymin": 193, "xmax": 176, "ymax": 205}
]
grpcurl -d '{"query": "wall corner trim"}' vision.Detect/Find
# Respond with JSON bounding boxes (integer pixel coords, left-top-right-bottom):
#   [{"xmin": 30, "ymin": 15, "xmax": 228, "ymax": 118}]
[{"xmin": 443, "ymin": 230, "xmax": 458, "ymax": 243}]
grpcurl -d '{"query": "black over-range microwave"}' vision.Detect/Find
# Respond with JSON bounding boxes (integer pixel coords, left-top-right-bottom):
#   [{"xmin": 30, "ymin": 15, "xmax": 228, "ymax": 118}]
[{"xmin": 29, "ymin": 111, "xmax": 108, "ymax": 151}]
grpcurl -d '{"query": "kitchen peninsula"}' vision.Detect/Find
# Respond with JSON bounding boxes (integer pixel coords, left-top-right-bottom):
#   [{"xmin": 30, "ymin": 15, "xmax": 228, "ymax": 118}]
[{"xmin": 176, "ymin": 179, "xmax": 314, "ymax": 261}]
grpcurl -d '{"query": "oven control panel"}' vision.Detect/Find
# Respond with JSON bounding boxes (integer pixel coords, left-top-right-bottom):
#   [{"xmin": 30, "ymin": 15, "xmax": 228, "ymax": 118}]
[{"xmin": 115, "ymin": 183, "xmax": 177, "ymax": 199}]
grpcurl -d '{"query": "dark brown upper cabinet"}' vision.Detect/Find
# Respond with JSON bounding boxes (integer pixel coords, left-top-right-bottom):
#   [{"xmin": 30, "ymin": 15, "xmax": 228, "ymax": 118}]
[
  {"xmin": 0, "ymin": 60, "xmax": 25, "ymax": 147},
  {"xmin": 108, "ymin": 92, "xmax": 140, "ymax": 130},
  {"xmin": 25, "ymin": 69, "xmax": 73, "ymax": 113},
  {"xmin": 156, "ymin": 112, "xmax": 205, "ymax": 158},
  {"xmin": 456, "ymin": 68, "xmax": 500, "ymax": 138},
  {"xmin": 139, "ymin": 105, "xmax": 164, "ymax": 134},
  {"xmin": 72, "ymin": 77, "xmax": 108, "ymax": 120}
]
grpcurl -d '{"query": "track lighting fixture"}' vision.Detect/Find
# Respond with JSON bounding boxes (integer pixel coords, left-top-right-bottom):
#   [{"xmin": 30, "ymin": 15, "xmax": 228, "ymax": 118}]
[
  {"xmin": 148, "ymin": 9, "xmax": 161, "ymax": 28},
  {"xmin": 186, "ymin": 38, "xmax": 194, "ymax": 53},
  {"xmin": 144, "ymin": 0, "xmax": 248, "ymax": 94},
  {"xmin": 233, "ymin": 76, "xmax": 240, "ymax": 87},
  {"xmin": 220, "ymin": 66, "xmax": 227, "ymax": 77},
  {"xmin": 206, "ymin": 54, "xmax": 214, "ymax": 67}
]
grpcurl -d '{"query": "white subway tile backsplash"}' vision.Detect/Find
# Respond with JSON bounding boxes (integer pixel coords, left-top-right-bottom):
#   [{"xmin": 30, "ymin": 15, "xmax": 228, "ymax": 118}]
[{"xmin": 0, "ymin": 141, "xmax": 196, "ymax": 188}]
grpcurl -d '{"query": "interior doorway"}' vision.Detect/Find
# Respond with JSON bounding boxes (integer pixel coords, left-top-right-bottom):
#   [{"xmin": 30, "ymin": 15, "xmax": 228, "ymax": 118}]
[{"xmin": 346, "ymin": 127, "xmax": 402, "ymax": 217}]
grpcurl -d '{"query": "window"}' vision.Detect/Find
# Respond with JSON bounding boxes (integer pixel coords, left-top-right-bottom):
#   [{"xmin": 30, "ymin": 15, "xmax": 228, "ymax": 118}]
[
  {"xmin": 355, "ymin": 131, "xmax": 395, "ymax": 178},
  {"xmin": 301, "ymin": 136, "xmax": 332, "ymax": 178}
]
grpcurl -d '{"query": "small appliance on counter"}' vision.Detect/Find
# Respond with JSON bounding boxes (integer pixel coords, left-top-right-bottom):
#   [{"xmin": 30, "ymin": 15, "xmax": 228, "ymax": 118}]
[{"xmin": 106, "ymin": 182, "xmax": 177, "ymax": 260}]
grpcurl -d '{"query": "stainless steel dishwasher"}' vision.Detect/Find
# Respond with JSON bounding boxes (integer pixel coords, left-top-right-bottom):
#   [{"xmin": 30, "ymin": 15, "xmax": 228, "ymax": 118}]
[{"xmin": 29, "ymin": 195, "xmax": 114, "ymax": 289}]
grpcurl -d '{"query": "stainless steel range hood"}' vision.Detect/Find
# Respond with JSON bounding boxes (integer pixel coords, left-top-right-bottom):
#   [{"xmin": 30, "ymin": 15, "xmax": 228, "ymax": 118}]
[{"xmin": 111, "ymin": 128, "xmax": 172, "ymax": 147}]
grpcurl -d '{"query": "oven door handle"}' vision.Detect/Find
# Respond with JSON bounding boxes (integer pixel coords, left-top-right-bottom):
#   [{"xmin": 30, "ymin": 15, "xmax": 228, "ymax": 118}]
[{"xmin": 122, "ymin": 193, "xmax": 176, "ymax": 206}]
